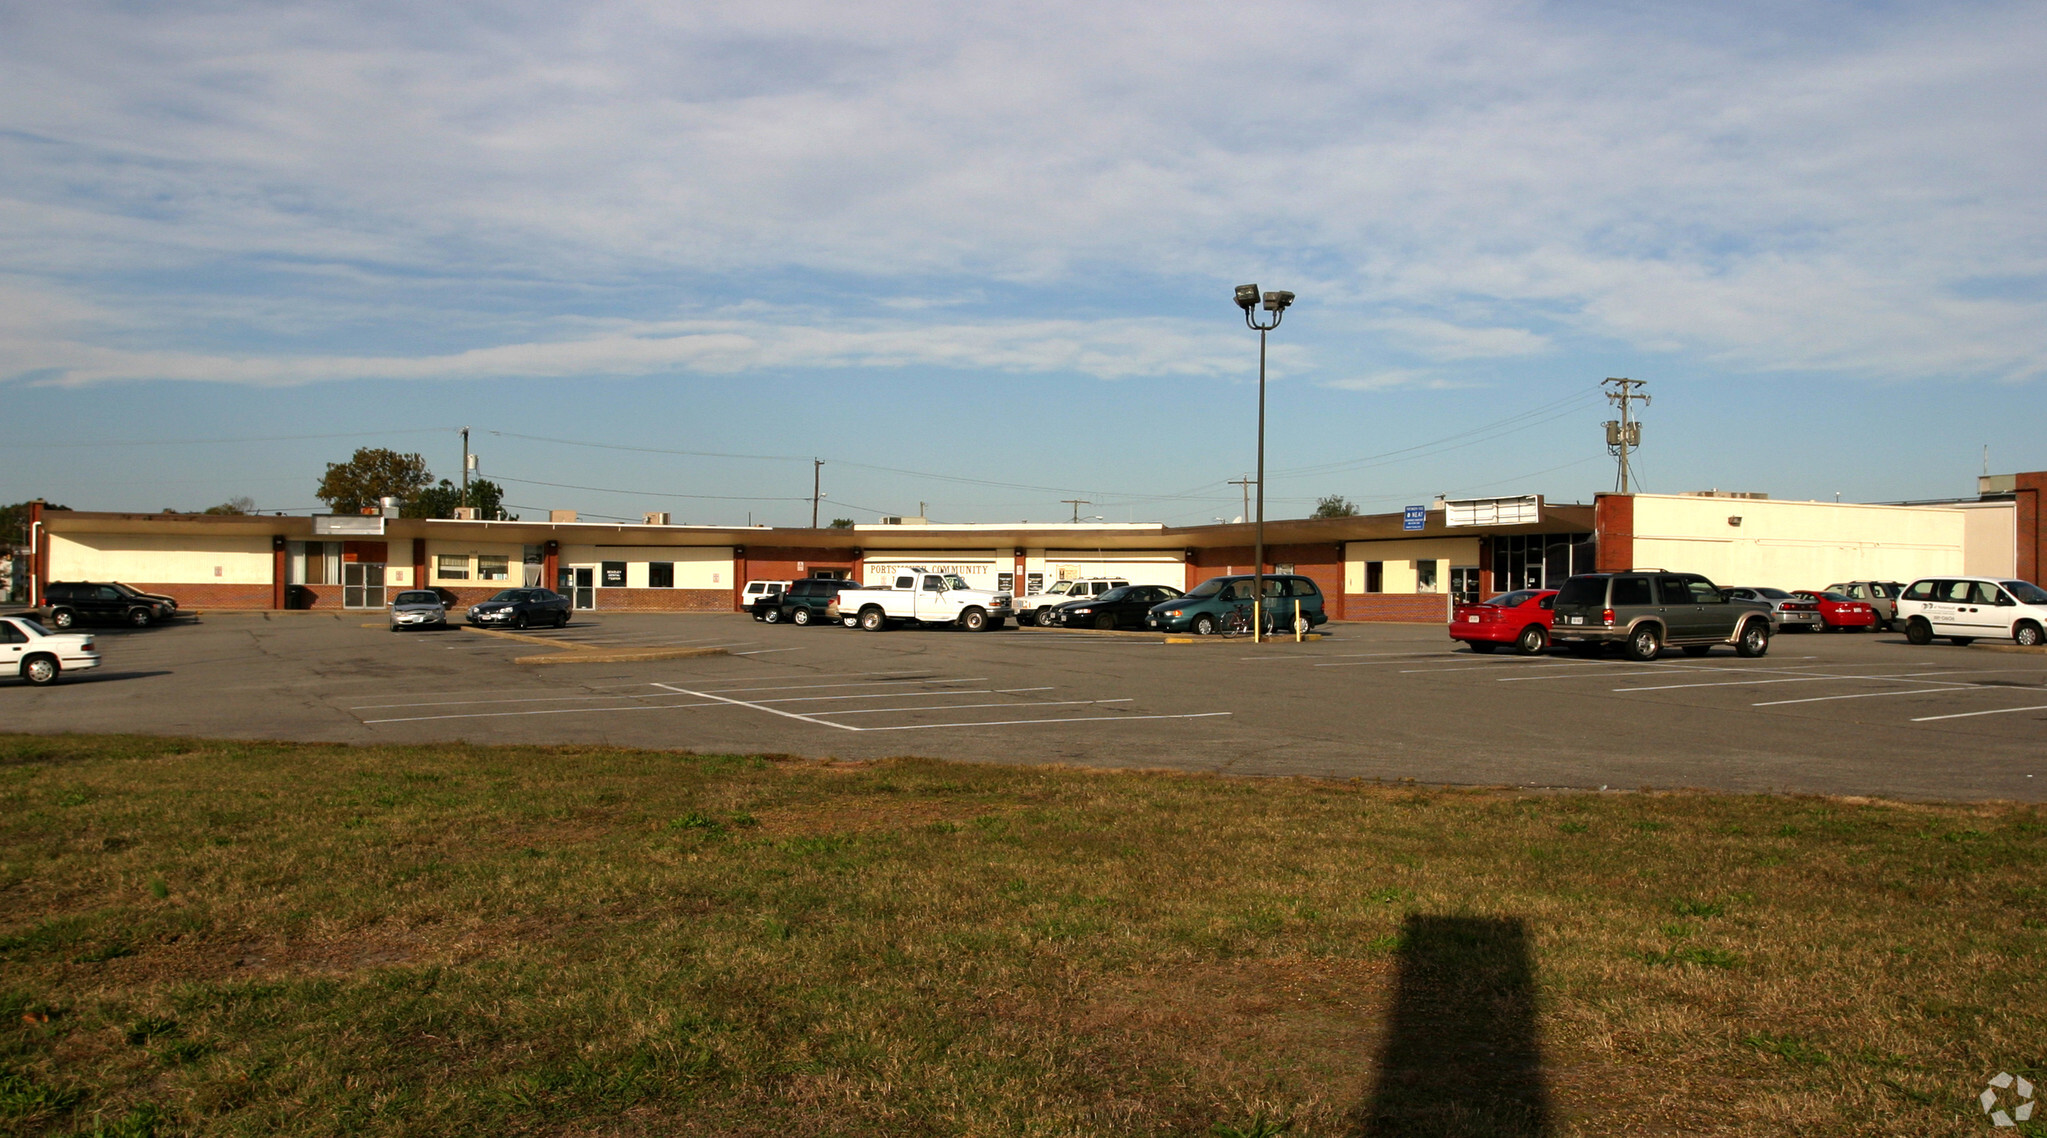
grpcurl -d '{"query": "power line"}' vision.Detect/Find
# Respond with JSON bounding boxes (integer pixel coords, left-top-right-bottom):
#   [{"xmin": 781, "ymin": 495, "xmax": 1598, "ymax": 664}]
[
  {"xmin": 6, "ymin": 427, "xmax": 461, "ymax": 449},
  {"xmin": 493, "ymin": 475, "xmax": 811, "ymax": 503}
]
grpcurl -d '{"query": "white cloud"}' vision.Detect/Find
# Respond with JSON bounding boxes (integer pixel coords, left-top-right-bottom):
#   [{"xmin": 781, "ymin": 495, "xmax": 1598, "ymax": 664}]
[{"xmin": 0, "ymin": 0, "xmax": 2041, "ymax": 387}]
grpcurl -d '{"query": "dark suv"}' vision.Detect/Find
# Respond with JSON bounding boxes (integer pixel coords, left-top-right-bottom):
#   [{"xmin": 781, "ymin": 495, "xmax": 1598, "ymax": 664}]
[
  {"xmin": 42, "ymin": 582, "xmax": 181, "ymax": 628},
  {"xmin": 771, "ymin": 578, "xmax": 863, "ymax": 626},
  {"xmin": 1549, "ymin": 571, "xmax": 1772, "ymax": 660}
]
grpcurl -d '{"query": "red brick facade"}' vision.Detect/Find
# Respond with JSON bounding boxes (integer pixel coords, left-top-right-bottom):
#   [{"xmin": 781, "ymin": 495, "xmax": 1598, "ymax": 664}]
[
  {"xmin": 1594, "ymin": 494, "xmax": 1634, "ymax": 572},
  {"xmin": 596, "ymin": 588, "xmax": 731, "ymax": 613},
  {"xmin": 1341, "ymin": 593, "xmax": 1452, "ymax": 623},
  {"xmin": 2018, "ymin": 473, "xmax": 2045, "ymax": 585},
  {"xmin": 126, "ymin": 582, "xmax": 273, "ymax": 610}
]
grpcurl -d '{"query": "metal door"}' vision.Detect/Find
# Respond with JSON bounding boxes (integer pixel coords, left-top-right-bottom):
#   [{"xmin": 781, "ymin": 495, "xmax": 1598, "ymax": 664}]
[
  {"xmin": 562, "ymin": 567, "xmax": 595, "ymax": 610},
  {"xmin": 342, "ymin": 562, "xmax": 386, "ymax": 609}
]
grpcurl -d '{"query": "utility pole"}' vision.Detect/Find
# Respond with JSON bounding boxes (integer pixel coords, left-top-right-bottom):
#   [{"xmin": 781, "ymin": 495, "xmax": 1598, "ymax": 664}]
[
  {"xmin": 1228, "ymin": 475, "xmax": 1255, "ymax": 523},
  {"xmin": 460, "ymin": 427, "xmax": 470, "ymax": 511},
  {"xmin": 1062, "ymin": 499, "xmax": 1091, "ymax": 524},
  {"xmin": 1602, "ymin": 377, "xmax": 1650, "ymax": 494},
  {"xmin": 811, "ymin": 459, "xmax": 822, "ymax": 529}
]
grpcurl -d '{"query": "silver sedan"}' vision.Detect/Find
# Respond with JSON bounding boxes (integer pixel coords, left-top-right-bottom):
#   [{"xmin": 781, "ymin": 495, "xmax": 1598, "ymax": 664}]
[
  {"xmin": 388, "ymin": 589, "xmax": 450, "ymax": 631},
  {"xmin": 1722, "ymin": 586, "xmax": 1824, "ymax": 631}
]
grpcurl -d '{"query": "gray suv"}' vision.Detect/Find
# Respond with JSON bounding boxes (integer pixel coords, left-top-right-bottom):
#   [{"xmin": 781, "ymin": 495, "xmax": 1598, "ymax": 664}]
[{"xmin": 1549, "ymin": 571, "xmax": 1773, "ymax": 660}]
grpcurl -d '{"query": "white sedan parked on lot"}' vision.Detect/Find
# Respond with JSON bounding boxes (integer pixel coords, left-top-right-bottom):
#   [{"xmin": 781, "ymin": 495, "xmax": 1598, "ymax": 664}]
[{"xmin": 1, "ymin": 615, "xmax": 101, "ymax": 686}]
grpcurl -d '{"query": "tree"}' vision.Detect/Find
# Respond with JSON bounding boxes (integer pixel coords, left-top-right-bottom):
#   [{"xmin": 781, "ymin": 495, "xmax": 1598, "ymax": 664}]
[
  {"xmin": 1313, "ymin": 494, "xmax": 1360, "ymax": 518},
  {"xmin": 829, "ymin": 518, "xmax": 855, "ymax": 529},
  {"xmin": 1, "ymin": 501, "xmax": 67, "ymax": 550},
  {"xmin": 316, "ymin": 449, "xmax": 433, "ymax": 513},
  {"xmin": 403, "ymin": 478, "xmax": 514, "ymax": 521},
  {"xmin": 203, "ymin": 497, "xmax": 256, "ymax": 516}
]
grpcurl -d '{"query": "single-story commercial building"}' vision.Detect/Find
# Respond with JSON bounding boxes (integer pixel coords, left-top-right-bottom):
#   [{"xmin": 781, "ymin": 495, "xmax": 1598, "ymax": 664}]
[{"xmin": 15, "ymin": 472, "xmax": 2042, "ymax": 621}]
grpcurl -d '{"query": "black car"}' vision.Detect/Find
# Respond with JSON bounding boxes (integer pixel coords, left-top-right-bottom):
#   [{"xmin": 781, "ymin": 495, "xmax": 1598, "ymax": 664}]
[
  {"xmin": 465, "ymin": 588, "xmax": 572, "ymax": 629},
  {"xmin": 1052, "ymin": 584, "xmax": 1185, "ymax": 630},
  {"xmin": 41, "ymin": 582, "xmax": 181, "ymax": 628},
  {"xmin": 771, "ymin": 578, "xmax": 864, "ymax": 626}
]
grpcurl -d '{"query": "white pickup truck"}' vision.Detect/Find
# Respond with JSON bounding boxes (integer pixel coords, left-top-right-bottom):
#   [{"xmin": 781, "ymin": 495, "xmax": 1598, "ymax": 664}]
[
  {"xmin": 1014, "ymin": 578, "xmax": 1129, "ymax": 626},
  {"xmin": 829, "ymin": 568, "xmax": 1013, "ymax": 632}
]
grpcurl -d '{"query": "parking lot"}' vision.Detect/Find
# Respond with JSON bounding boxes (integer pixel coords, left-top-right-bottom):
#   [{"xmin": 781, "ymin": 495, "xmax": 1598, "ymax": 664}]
[{"xmin": 7, "ymin": 611, "xmax": 2045, "ymax": 800}]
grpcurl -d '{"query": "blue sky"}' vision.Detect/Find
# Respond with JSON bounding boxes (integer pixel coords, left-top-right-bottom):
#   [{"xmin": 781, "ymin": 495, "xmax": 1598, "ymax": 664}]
[{"xmin": 3, "ymin": 1, "xmax": 2042, "ymax": 525}]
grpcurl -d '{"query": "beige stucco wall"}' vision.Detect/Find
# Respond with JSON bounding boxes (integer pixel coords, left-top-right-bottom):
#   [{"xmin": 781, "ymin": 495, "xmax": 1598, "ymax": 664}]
[
  {"xmin": 1955, "ymin": 502, "xmax": 2017, "ymax": 578},
  {"xmin": 862, "ymin": 550, "xmax": 1004, "ymax": 589},
  {"xmin": 1629, "ymin": 496, "xmax": 1965, "ymax": 586},
  {"xmin": 1343, "ymin": 538, "xmax": 1482, "ymax": 593},
  {"xmin": 1027, "ymin": 550, "xmax": 1185, "ymax": 587},
  {"xmin": 48, "ymin": 532, "xmax": 273, "ymax": 585},
  {"xmin": 426, "ymin": 540, "xmax": 526, "ymax": 586},
  {"xmin": 559, "ymin": 545, "xmax": 732, "ymax": 589}
]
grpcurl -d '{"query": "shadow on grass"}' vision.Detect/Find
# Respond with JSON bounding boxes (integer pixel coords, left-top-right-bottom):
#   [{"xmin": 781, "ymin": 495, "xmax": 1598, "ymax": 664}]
[{"xmin": 1354, "ymin": 915, "xmax": 1551, "ymax": 1137}]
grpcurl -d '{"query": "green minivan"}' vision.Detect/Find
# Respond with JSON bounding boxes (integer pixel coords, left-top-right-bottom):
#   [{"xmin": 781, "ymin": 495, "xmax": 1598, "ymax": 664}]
[{"xmin": 1145, "ymin": 574, "xmax": 1326, "ymax": 635}]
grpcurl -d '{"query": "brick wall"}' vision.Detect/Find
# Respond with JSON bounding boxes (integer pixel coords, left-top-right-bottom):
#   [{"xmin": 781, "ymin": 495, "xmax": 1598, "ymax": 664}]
[
  {"xmin": 596, "ymin": 588, "xmax": 730, "ymax": 613},
  {"xmin": 2017, "ymin": 472, "xmax": 2044, "ymax": 585},
  {"xmin": 1595, "ymin": 494, "xmax": 1634, "ymax": 571},
  {"xmin": 125, "ymin": 582, "xmax": 273, "ymax": 610},
  {"xmin": 1341, "ymin": 593, "xmax": 1451, "ymax": 623}
]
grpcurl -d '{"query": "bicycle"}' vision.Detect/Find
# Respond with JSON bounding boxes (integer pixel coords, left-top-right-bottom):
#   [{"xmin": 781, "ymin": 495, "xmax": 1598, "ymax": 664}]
[{"xmin": 1218, "ymin": 603, "xmax": 1279, "ymax": 638}]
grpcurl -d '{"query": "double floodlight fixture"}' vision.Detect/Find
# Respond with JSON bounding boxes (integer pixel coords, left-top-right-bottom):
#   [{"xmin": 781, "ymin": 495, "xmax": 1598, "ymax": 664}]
[{"xmin": 1234, "ymin": 283, "xmax": 1295, "ymax": 314}]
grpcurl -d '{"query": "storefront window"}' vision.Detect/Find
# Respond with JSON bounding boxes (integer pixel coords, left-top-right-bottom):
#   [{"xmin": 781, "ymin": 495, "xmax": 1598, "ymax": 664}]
[
  {"xmin": 1415, "ymin": 560, "xmax": 1438, "ymax": 592},
  {"xmin": 648, "ymin": 562, "xmax": 674, "ymax": 588},
  {"xmin": 477, "ymin": 555, "xmax": 510, "ymax": 581},
  {"xmin": 601, "ymin": 561, "xmax": 626, "ymax": 587},
  {"xmin": 436, "ymin": 554, "xmax": 469, "ymax": 580}
]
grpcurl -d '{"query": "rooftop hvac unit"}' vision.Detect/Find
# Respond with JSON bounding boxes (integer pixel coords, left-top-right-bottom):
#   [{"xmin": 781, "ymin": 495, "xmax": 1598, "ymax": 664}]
[
  {"xmin": 549, "ymin": 509, "xmax": 578, "ymax": 523},
  {"xmin": 644, "ymin": 512, "xmax": 671, "ymax": 526},
  {"xmin": 453, "ymin": 507, "xmax": 478, "ymax": 520}
]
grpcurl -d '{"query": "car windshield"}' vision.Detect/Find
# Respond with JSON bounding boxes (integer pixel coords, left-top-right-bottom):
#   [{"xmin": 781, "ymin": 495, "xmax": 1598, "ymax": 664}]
[
  {"xmin": 1816, "ymin": 591, "xmax": 1850, "ymax": 602},
  {"xmin": 1045, "ymin": 581, "xmax": 1073, "ymax": 595},
  {"xmin": 394, "ymin": 591, "xmax": 441, "ymax": 605},
  {"xmin": 1755, "ymin": 588, "xmax": 1792, "ymax": 600},
  {"xmin": 943, "ymin": 575, "xmax": 971, "ymax": 591},
  {"xmin": 1487, "ymin": 591, "xmax": 1537, "ymax": 608},
  {"xmin": 1184, "ymin": 578, "xmax": 1228, "ymax": 599},
  {"xmin": 1097, "ymin": 586, "xmax": 1136, "ymax": 602},
  {"xmin": 2003, "ymin": 580, "xmax": 2047, "ymax": 605},
  {"xmin": 110, "ymin": 583, "xmax": 144, "ymax": 597},
  {"xmin": 489, "ymin": 590, "xmax": 525, "ymax": 602}
]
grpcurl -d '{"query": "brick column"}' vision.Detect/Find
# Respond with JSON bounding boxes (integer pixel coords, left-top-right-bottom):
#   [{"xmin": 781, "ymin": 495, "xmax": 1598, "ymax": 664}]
[
  {"xmin": 542, "ymin": 541, "xmax": 559, "ymax": 590},
  {"xmin": 2015, "ymin": 472, "xmax": 2044, "ymax": 584},
  {"xmin": 272, "ymin": 536, "xmax": 288, "ymax": 609},
  {"xmin": 412, "ymin": 537, "xmax": 428, "ymax": 590},
  {"xmin": 1594, "ymin": 494, "xmax": 1634, "ymax": 572}
]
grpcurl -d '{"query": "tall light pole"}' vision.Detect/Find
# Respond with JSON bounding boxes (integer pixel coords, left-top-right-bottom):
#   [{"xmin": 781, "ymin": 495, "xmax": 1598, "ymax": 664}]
[{"xmin": 1234, "ymin": 284, "xmax": 1294, "ymax": 642}]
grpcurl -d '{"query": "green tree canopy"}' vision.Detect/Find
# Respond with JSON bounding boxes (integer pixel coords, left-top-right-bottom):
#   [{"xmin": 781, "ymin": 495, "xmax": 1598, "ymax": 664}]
[
  {"xmin": 403, "ymin": 479, "xmax": 514, "ymax": 521},
  {"xmin": 828, "ymin": 518, "xmax": 856, "ymax": 529},
  {"xmin": 316, "ymin": 449, "xmax": 434, "ymax": 513},
  {"xmin": 203, "ymin": 497, "xmax": 256, "ymax": 516},
  {"xmin": 1313, "ymin": 494, "xmax": 1360, "ymax": 518}
]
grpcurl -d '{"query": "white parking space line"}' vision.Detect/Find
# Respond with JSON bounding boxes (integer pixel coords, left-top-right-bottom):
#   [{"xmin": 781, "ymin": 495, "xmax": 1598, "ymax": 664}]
[
  {"xmin": 650, "ymin": 682, "xmax": 859, "ymax": 731},
  {"xmin": 732, "ymin": 647, "xmax": 803, "ymax": 656},
  {"xmin": 1618, "ymin": 670, "xmax": 1984, "ymax": 693},
  {"xmin": 353, "ymin": 692, "xmax": 680, "ymax": 710},
  {"xmin": 1496, "ymin": 668, "xmax": 1675, "ymax": 682},
  {"xmin": 816, "ymin": 698, "xmax": 1134, "ymax": 717},
  {"xmin": 696, "ymin": 677, "xmax": 987, "ymax": 694},
  {"xmin": 362, "ymin": 700, "xmax": 720, "ymax": 725},
  {"xmin": 858, "ymin": 711, "xmax": 1230, "ymax": 732},
  {"xmin": 1754, "ymin": 688, "xmax": 1961, "ymax": 707},
  {"xmin": 1910, "ymin": 704, "xmax": 2047, "ymax": 722},
  {"xmin": 748, "ymin": 687, "xmax": 1050, "ymax": 705}
]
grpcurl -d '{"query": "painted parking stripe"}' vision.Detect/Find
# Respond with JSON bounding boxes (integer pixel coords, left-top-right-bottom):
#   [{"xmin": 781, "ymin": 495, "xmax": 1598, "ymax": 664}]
[
  {"xmin": 1618, "ymin": 670, "xmax": 1985, "ymax": 693},
  {"xmin": 694, "ymin": 677, "xmax": 986, "ymax": 694},
  {"xmin": 362, "ymin": 700, "xmax": 720, "ymax": 725},
  {"xmin": 650, "ymin": 682, "xmax": 860, "ymax": 731},
  {"xmin": 1754, "ymin": 688, "xmax": 1961, "ymax": 707},
  {"xmin": 748, "ymin": 687, "xmax": 1051, "ymax": 705},
  {"xmin": 1910, "ymin": 704, "xmax": 2047, "ymax": 722},
  {"xmin": 857, "ymin": 711, "xmax": 1231, "ymax": 732},
  {"xmin": 815, "ymin": 698, "xmax": 1134, "ymax": 717}
]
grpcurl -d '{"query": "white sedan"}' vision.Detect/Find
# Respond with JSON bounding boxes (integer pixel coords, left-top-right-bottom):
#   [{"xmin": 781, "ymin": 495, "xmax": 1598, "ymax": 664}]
[{"xmin": 2, "ymin": 615, "xmax": 101, "ymax": 685}]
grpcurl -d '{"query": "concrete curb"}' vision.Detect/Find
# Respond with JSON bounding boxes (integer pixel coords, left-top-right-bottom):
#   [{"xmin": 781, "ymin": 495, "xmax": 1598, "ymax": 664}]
[
  {"xmin": 515, "ymin": 646, "xmax": 730, "ymax": 665},
  {"xmin": 462, "ymin": 627, "xmax": 600, "ymax": 651}
]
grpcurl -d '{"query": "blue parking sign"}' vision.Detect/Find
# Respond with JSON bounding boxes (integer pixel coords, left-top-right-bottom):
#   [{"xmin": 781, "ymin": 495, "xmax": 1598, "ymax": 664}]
[{"xmin": 1403, "ymin": 505, "xmax": 1426, "ymax": 531}]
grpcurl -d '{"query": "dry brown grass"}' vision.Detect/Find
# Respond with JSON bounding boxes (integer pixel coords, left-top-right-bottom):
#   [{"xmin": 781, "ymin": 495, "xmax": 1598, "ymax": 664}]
[{"xmin": 1, "ymin": 734, "xmax": 2042, "ymax": 1136}]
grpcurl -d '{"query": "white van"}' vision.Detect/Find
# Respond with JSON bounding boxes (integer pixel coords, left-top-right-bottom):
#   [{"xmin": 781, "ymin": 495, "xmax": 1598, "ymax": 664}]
[{"xmin": 1893, "ymin": 576, "xmax": 2047, "ymax": 647}]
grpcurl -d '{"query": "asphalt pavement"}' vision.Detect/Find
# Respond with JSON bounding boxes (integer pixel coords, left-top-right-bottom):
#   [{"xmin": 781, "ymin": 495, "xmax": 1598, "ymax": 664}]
[{"xmin": 6, "ymin": 611, "xmax": 2044, "ymax": 801}]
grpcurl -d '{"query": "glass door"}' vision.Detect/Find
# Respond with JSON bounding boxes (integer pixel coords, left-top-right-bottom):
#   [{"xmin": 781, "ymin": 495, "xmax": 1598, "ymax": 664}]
[
  {"xmin": 342, "ymin": 562, "xmax": 386, "ymax": 609},
  {"xmin": 557, "ymin": 566, "xmax": 596, "ymax": 610}
]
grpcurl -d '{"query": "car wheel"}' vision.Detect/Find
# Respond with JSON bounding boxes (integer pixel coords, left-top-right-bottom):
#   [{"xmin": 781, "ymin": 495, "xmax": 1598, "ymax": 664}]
[
  {"xmin": 1735, "ymin": 619, "xmax": 1771, "ymax": 658},
  {"xmin": 22, "ymin": 655, "xmax": 59, "ymax": 686},
  {"xmin": 791, "ymin": 607, "xmax": 813, "ymax": 626},
  {"xmin": 1681, "ymin": 644, "xmax": 1712, "ymax": 657},
  {"xmin": 762, "ymin": 607, "xmax": 781, "ymax": 624},
  {"xmin": 1191, "ymin": 614, "xmax": 1218, "ymax": 636},
  {"xmin": 1949, "ymin": 637, "xmax": 1974, "ymax": 646},
  {"xmin": 1468, "ymin": 642, "xmax": 1497, "ymax": 654},
  {"xmin": 843, "ymin": 616, "xmax": 859, "ymax": 628},
  {"xmin": 1514, "ymin": 625, "xmax": 1548, "ymax": 656},
  {"xmin": 858, "ymin": 607, "xmax": 886, "ymax": 632},
  {"xmin": 2014, "ymin": 621, "xmax": 2044, "ymax": 647},
  {"xmin": 127, "ymin": 607, "xmax": 153, "ymax": 627},
  {"xmin": 49, "ymin": 609, "xmax": 75, "ymax": 629},
  {"xmin": 555, "ymin": 611, "xmax": 569, "ymax": 628},
  {"xmin": 1903, "ymin": 618, "xmax": 1933, "ymax": 644},
  {"xmin": 1624, "ymin": 623, "xmax": 1662, "ymax": 661},
  {"xmin": 961, "ymin": 608, "xmax": 989, "ymax": 632},
  {"xmin": 513, "ymin": 612, "xmax": 528, "ymax": 630},
  {"xmin": 1094, "ymin": 614, "xmax": 1116, "ymax": 630}
]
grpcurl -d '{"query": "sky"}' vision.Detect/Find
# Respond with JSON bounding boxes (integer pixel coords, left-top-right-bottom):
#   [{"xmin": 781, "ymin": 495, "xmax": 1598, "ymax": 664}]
[{"xmin": 2, "ymin": 1, "xmax": 2043, "ymax": 526}]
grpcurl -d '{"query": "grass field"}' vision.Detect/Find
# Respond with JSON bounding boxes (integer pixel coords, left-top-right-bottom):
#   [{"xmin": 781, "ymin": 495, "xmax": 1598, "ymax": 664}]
[{"xmin": 2, "ymin": 734, "xmax": 2044, "ymax": 1136}]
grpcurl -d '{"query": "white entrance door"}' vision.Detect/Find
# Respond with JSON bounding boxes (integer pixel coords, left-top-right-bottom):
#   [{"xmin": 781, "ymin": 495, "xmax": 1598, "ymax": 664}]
[
  {"xmin": 342, "ymin": 562, "xmax": 386, "ymax": 609},
  {"xmin": 558, "ymin": 567, "xmax": 596, "ymax": 610}
]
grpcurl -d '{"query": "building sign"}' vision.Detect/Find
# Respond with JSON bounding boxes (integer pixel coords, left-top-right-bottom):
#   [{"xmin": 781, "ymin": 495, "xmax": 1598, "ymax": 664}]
[
  {"xmin": 1444, "ymin": 494, "xmax": 1542, "ymax": 528},
  {"xmin": 313, "ymin": 514, "xmax": 386, "ymax": 536},
  {"xmin": 1402, "ymin": 505, "xmax": 1426, "ymax": 531},
  {"xmin": 863, "ymin": 560, "xmax": 997, "ymax": 587},
  {"xmin": 601, "ymin": 561, "xmax": 627, "ymax": 587}
]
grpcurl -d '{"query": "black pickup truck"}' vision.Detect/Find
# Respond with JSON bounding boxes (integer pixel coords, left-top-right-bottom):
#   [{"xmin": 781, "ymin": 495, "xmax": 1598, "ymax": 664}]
[{"xmin": 1549, "ymin": 570, "xmax": 1772, "ymax": 660}]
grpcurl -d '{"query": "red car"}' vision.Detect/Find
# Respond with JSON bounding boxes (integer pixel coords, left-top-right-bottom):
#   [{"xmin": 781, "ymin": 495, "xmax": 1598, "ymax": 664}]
[
  {"xmin": 1793, "ymin": 590, "xmax": 1877, "ymax": 632},
  {"xmin": 1450, "ymin": 589, "xmax": 1558, "ymax": 654}
]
